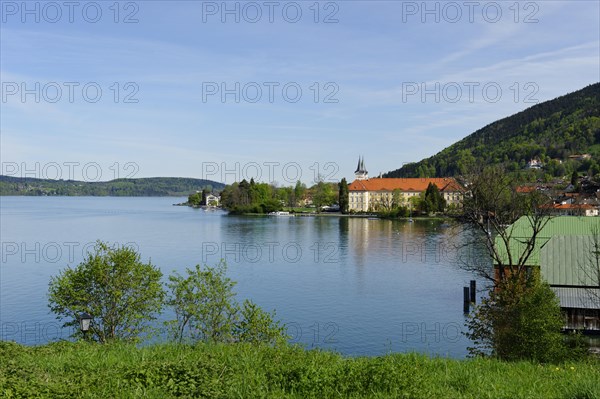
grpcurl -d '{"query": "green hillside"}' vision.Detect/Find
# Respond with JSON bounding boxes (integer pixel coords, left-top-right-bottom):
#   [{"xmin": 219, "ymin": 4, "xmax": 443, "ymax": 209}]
[
  {"xmin": 0, "ymin": 176, "xmax": 224, "ymax": 197},
  {"xmin": 384, "ymin": 83, "xmax": 600, "ymax": 178}
]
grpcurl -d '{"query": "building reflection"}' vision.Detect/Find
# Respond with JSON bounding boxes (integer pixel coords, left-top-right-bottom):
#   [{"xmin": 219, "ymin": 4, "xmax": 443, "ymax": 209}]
[{"xmin": 346, "ymin": 218, "xmax": 454, "ymax": 270}]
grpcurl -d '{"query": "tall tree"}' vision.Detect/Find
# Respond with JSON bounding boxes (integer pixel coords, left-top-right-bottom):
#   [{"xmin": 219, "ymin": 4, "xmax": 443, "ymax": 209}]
[
  {"xmin": 458, "ymin": 166, "xmax": 576, "ymax": 361},
  {"xmin": 460, "ymin": 166, "xmax": 552, "ymax": 284},
  {"xmin": 312, "ymin": 181, "xmax": 336, "ymax": 211},
  {"xmin": 570, "ymin": 170, "xmax": 579, "ymax": 187},
  {"xmin": 338, "ymin": 178, "xmax": 349, "ymax": 214},
  {"xmin": 421, "ymin": 183, "xmax": 446, "ymax": 213},
  {"xmin": 238, "ymin": 179, "xmax": 251, "ymax": 205},
  {"xmin": 201, "ymin": 188, "xmax": 210, "ymax": 205},
  {"xmin": 294, "ymin": 181, "xmax": 306, "ymax": 205}
]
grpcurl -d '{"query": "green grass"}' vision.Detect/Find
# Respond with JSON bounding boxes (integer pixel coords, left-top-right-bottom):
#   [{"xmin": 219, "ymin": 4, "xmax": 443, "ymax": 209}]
[{"xmin": 1, "ymin": 341, "xmax": 599, "ymax": 398}]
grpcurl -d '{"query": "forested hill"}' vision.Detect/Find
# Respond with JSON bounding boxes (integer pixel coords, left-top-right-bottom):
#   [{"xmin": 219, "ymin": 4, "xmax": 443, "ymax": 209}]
[
  {"xmin": 0, "ymin": 176, "xmax": 224, "ymax": 196},
  {"xmin": 384, "ymin": 83, "xmax": 600, "ymax": 178}
]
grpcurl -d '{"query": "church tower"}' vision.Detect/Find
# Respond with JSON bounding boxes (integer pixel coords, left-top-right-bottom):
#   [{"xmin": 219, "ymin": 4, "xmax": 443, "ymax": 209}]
[{"xmin": 354, "ymin": 156, "xmax": 368, "ymax": 180}]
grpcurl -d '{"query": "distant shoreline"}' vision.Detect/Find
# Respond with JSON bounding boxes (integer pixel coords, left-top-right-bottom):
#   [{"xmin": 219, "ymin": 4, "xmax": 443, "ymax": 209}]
[
  {"xmin": 1, "ymin": 194, "xmax": 190, "ymax": 198},
  {"xmin": 0, "ymin": 175, "xmax": 223, "ymax": 197}
]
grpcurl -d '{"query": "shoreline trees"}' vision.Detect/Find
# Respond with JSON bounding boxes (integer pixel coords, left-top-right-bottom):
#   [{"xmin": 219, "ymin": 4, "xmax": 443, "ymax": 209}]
[
  {"xmin": 218, "ymin": 179, "xmax": 338, "ymax": 214},
  {"xmin": 48, "ymin": 243, "xmax": 288, "ymax": 345}
]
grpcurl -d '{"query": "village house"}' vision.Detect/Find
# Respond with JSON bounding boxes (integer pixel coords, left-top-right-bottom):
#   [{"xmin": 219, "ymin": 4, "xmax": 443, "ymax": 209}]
[
  {"xmin": 548, "ymin": 187, "xmax": 600, "ymax": 217},
  {"xmin": 545, "ymin": 203, "xmax": 599, "ymax": 217},
  {"xmin": 495, "ymin": 216, "xmax": 600, "ymax": 331},
  {"xmin": 526, "ymin": 158, "xmax": 543, "ymax": 169},
  {"xmin": 206, "ymin": 194, "xmax": 220, "ymax": 207},
  {"xmin": 347, "ymin": 157, "xmax": 464, "ymax": 212}
]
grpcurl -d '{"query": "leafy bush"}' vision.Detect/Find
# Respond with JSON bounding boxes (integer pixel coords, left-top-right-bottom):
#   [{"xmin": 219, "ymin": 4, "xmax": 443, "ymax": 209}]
[
  {"xmin": 466, "ymin": 281, "xmax": 588, "ymax": 363},
  {"xmin": 48, "ymin": 241, "xmax": 165, "ymax": 343},
  {"xmin": 166, "ymin": 261, "xmax": 237, "ymax": 343},
  {"xmin": 166, "ymin": 262, "xmax": 288, "ymax": 345},
  {"xmin": 234, "ymin": 300, "xmax": 289, "ymax": 345}
]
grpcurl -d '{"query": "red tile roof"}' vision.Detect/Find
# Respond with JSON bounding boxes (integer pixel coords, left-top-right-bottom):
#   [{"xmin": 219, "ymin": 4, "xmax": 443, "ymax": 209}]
[
  {"xmin": 553, "ymin": 204, "xmax": 596, "ymax": 210},
  {"xmin": 348, "ymin": 178, "xmax": 464, "ymax": 192},
  {"xmin": 541, "ymin": 203, "xmax": 597, "ymax": 210},
  {"xmin": 516, "ymin": 186, "xmax": 536, "ymax": 193}
]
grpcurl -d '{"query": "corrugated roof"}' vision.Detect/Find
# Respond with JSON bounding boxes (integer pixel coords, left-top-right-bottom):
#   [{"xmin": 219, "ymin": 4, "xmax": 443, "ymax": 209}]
[
  {"xmin": 348, "ymin": 178, "xmax": 463, "ymax": 193},
  {"xmin": 504, "ymin": 216, "xmax": 598, "ymax": 236},
  {"xmin": 495, "ymin": 216, "xmax": 599, "ymax": 266},
  {"xmin": 541, "ymin": 236, "xmax": 598, "ymax": 286},
  {"xmin": 551, "ymin": 287, "xmax": 600, "ymax": 309}
]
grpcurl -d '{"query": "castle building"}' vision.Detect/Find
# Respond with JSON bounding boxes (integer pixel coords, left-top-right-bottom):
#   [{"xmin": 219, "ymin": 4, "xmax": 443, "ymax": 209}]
[{"xmin": 348, "ymin": 157, "xmax": 464, "ymax": 212}]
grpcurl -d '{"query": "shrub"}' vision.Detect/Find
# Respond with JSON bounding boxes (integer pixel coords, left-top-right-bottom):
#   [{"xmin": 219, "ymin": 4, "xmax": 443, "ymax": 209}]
[
  {"xmin": 466, "ymin": 281, "xmax": 586, "ymax": 363},
  {"xmin": 166, "ymin": 262, "xmax": 288, "ymax": 345},
  {"xmin": 48, "ymin": 241, "xmax": 165, "ymax": 343}
]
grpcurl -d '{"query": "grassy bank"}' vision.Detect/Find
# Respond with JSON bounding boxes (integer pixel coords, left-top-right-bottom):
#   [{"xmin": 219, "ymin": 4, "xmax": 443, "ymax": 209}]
[{"xmin": 1, "ymin": 341, "xmax": 599, "ymax": 398}]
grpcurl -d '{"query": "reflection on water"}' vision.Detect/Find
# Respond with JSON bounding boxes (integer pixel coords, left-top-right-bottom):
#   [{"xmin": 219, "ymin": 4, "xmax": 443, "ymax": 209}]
[{"xmin": 1, "ymin": 197, "xmax": 490, "ymax": 357}]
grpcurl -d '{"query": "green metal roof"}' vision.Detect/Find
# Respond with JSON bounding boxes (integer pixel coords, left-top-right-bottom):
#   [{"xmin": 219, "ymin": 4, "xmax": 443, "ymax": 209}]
[
  {"xmin": 541, "ymin": 235, "xmax": 598, "ymax": 286},
  {"xmin": 495, "ymin": 216, "xmax": 599, "ymax": 267}
]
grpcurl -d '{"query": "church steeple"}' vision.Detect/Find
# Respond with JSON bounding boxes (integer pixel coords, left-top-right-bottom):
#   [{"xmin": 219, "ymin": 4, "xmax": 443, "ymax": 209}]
[
  {"xmin": 354, "ymin": 156, "xmax": 368, "ymax": 180},
  {"xmin": 354, "ymin": 156, "xmax": 362, "ymax": 174}
]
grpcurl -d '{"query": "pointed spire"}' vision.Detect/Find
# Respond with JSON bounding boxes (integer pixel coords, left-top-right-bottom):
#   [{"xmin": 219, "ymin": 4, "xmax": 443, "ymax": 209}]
[
  {"xmin": 355, "ymin": 156, "xmax": 362, "ymax": 173},
  {"xmin": 354, "ymin": 156, "xmax": 368, "ymax": 180}
]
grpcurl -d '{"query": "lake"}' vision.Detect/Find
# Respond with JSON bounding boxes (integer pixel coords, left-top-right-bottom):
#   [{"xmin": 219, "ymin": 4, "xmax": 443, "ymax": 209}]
[{"xmin": 0, "ymin": 196, "xmax": 489, "ymax": 357}]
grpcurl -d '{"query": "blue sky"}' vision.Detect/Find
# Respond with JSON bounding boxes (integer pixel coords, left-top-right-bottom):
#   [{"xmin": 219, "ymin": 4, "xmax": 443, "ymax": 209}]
[{"xmin": 1, "ymin": 0, "xmax": 599, "ymax": 185}]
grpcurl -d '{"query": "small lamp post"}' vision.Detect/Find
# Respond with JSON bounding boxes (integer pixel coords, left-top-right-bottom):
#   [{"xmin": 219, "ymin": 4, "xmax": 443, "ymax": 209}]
[{"xmin": 79, "ymin": 312, "xmax": 93, "ymax": 338}]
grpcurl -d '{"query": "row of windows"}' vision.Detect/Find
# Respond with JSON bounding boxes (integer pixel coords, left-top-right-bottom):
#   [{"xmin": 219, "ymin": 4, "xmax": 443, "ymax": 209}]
[
  {"xmin": 350, "ymin": 191, "xmax": 461, "ymax": 196},
  {"xmin": 350, "ymin": 192, "xmax": 462, "ymax": 203},
  {"xmin": 350, "ymin": 192, "xmax": 462, "ymax": 196}
]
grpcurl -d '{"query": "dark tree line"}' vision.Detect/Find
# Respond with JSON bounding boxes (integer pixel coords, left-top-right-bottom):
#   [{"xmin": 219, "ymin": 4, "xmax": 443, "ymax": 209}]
[
  {"xmin": 219, "ymin": 179, "xmax": 282, "ymax": 214},
  {"xmin": 0, "ymin": 176, "xmax": 222, "ymax": 197},
  {"xmin": 217, "ymin": 179, "xmax": 338, "ymax": 214}
]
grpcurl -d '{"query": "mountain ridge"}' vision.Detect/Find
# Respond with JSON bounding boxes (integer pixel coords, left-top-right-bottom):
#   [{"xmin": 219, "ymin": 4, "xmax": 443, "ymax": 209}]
[
  {"xmin": 0, "ymin": 176, "xmax": 225, "ymax": 196},
  {"xmin": 384, "ymin": 83, "xmax": 600, "ymax": 178}
]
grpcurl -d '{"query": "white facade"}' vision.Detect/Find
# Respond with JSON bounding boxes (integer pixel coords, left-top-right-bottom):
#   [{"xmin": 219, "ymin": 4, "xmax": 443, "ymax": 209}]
[
  {"xmin": 206, "ymin": 194, "xmax": 220, "ymax": 206},
  {"xmin": 348, "ymin": 179, "xmax": 464, "ymax": 212}
]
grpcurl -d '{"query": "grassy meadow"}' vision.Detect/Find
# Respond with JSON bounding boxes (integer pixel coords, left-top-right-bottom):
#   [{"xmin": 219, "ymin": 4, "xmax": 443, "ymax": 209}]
[{"xmin": 1, "ymin": 340, "xmax": 599, "ymax": 398}]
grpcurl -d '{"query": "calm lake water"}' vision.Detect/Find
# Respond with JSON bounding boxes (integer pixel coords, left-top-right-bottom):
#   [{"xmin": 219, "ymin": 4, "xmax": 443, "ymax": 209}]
[{"xmin": 0, "ymin": 197, "xmax": 489, "ymax": 358}]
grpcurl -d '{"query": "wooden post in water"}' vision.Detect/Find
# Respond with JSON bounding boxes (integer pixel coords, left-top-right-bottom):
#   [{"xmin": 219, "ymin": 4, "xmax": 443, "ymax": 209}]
[
  {"xmin": 470, "ymin": 280, "xmax": 476, "ymax": 303},
  {"xmin": 463, "ymin": 287, "xmax": 470, "ymax": 313}
]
